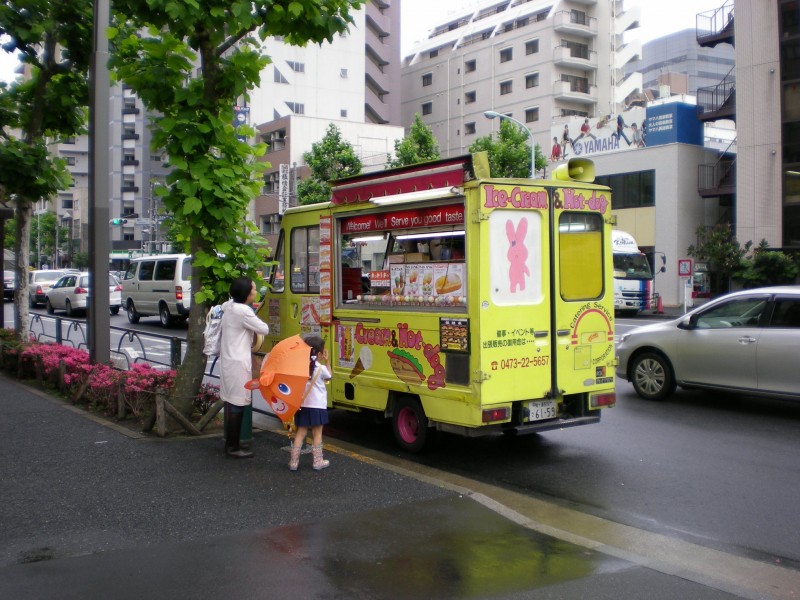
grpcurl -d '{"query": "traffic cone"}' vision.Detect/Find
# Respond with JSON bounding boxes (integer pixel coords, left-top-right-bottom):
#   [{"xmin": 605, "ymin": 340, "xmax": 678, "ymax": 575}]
[{"xmin": 654, "ymin": 294, "xmax": 664, "ymax": 314}]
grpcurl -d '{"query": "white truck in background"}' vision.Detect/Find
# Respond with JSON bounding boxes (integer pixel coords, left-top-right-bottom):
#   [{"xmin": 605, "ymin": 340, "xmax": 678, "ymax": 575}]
[{"xmin": 612, "ymin": 230, "xmax": 653, "ymax": 315}]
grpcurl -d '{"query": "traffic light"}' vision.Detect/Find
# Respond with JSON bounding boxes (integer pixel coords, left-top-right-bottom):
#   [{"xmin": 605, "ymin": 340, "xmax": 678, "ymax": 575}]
[{"xmin": 110, "ymin": 218, "xmax": 128, "ymax": 226}]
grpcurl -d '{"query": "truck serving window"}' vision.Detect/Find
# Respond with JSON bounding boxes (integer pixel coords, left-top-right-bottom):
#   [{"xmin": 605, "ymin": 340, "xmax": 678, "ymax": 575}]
[
  {"xmin": 290, "ymin": 226, "xmax": 320, "ymax": 293},
  {"xmin": 337, "ymin": 205, "xmax": 467, "ymax": 309},
  {"xmin": 558, "ymin": 212, "xmax": 603, "ymax": 300}
]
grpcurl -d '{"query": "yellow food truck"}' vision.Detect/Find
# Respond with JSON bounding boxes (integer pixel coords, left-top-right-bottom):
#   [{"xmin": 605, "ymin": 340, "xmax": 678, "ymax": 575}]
[{"xmin": 257, "ymin": 153, "xmax": 615, "ymax": 451}]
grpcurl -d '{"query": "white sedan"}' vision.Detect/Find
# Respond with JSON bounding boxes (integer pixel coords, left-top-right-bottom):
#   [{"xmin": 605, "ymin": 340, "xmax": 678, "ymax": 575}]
[
  {"xmin": 46, "ymin": 272, "xmax": 123, "ymax": 317},
  {"xmin": 617, "ymin": 286, "xmax": 800, "ymax": 402}
]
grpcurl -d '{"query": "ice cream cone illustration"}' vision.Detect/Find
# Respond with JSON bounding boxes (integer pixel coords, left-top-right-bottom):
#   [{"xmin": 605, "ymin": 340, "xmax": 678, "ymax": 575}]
[{"xmin": 350, "ymin": 346, "xmax": 373, "ymax": 379}]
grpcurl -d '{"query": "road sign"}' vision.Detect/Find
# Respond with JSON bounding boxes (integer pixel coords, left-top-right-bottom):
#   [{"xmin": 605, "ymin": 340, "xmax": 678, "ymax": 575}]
[{"xmin": 678, "ymin": 258, "xmax": 693, "ymax": 277}]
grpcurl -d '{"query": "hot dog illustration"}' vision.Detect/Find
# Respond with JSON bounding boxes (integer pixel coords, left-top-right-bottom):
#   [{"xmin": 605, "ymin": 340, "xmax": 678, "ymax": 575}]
[{"xmin": 387, "ymin": 348, "xmax": 425, "ymax": 384}]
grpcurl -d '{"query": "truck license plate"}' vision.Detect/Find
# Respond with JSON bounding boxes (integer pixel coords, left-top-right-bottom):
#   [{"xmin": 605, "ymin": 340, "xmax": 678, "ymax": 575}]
[{"xmin": 528, "ymin": 400, "xmax": 556, "ymax": 421}]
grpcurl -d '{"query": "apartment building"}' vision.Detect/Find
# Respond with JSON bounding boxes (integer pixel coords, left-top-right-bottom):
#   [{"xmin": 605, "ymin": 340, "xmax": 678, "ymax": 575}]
[
  {"xmin": 251, "ymin": 1, "xmax": 405, "ymax": 252},
  {"xmin": 48, "ymin": 85, "xmax": 170, "ymax": 264},
  {"xmin": 400, "ymin": 0, "xmax": 642, "ymax": 158}
]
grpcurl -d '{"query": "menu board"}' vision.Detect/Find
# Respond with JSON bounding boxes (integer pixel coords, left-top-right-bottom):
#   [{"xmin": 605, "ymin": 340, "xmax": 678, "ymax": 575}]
[
  {"xmin": 318, "ymin": 216, "xmax": 332, "ymax": 323},
  {"xmin": 361, "ymin": 262, "xmax": 465, "ymax": 307}
]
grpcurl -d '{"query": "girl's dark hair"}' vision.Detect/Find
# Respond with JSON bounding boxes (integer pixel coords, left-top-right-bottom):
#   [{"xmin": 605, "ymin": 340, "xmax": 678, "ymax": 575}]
[
  {"xmin": 303, "ymin": 335, "xmax": 325, "ymax": 377},
  {"xmin": 229, "ymin": 277, "xmax": 253, "ymax": 303}
]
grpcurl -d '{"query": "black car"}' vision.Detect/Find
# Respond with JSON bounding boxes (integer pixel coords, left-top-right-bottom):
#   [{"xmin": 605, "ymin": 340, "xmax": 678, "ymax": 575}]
[{"xmin": 3, "ymin": 272, "xmax": 15, "ymax": 300}]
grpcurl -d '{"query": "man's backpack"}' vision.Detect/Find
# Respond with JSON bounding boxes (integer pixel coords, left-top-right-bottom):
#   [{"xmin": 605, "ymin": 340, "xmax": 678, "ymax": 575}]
[{"xmin": 203, "ymin": 305, "xmax": 224, "ymax": 356}]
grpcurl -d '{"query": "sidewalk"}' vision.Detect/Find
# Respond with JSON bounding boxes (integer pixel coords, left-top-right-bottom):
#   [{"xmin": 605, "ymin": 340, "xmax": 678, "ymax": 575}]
[{"xmin": 0, "ymin": 375, "xmax": 763, "ymax": 599}]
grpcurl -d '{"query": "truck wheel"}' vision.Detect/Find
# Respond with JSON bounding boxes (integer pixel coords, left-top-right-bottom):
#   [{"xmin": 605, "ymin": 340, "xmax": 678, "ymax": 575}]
[
  {"xmin": 126, "ymin": 301, "xmax": 140, "ymax": 324},
  {"xmin": 631, "ymin": 352, "xmax": 676, "ymax": 401},
  {"xmin": 392, "ymin": 397, "xmax": 435, "ymax": 453}
]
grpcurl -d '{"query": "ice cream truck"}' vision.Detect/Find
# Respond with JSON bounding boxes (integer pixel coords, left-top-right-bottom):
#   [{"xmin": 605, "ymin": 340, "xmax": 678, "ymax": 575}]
[{"xmin": 256, "ymin": 153, "xmax": 616, "ymax": 451}]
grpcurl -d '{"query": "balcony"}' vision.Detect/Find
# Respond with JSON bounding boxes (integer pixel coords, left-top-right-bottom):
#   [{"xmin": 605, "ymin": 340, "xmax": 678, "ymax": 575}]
[
  {"xmin": 553, "ymin": 45, "xmax": 597, "ymax": 70},
  {"xmin": 120, "ymin": 185, "xmax": 139, "ymax": 194},
  {"xmin": 553, "ymin": 11, "xmax": 597, "ymax": 38},
  {"xmin": 553, "ymin": 79, "xmax": 596, "ymax": 106},
  {"xmin": 121, "ymin": 132, "xmax": 140, "ymax": 141},
  {"xmin": 698, "ymin": 157, "xmax": 736, "ymax": 198},
  {"xmin": 697, "ymin": 67, "xmax": 735, "ymax": 122},
  {"xmin": 697, "ymin": 1, "xmax": 734, "ymax": 48}
]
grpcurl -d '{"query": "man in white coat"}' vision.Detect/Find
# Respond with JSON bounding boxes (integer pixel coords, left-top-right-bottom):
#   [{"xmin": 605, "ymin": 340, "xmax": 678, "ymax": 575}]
[{"xmin": 219, "ymin": 277, "xmax": 270, "ymax": 458}]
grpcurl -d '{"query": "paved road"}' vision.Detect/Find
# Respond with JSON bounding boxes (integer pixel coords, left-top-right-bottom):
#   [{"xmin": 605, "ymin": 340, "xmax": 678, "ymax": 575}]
[{"xmin": 3, "ymin": 375, "xmax": 799, "ymax": 599}]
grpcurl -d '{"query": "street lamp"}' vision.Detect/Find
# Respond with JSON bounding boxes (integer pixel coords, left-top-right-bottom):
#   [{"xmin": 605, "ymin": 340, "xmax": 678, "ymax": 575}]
[{"xmin": 483, "ymin": 110, "xmax": 535, "ymax": 178}]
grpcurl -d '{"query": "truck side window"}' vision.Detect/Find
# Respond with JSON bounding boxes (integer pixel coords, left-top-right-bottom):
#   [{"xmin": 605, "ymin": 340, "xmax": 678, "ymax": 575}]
[
  {"xmin": 558, "ymin": 212, "xmax": 603, "ymax": 300},
  {"xmin": 290, "ymin": 226, "xmax": 320, "ymax": 293},
  {"xmin": 268, "ymin": 232, "xmax": 285, "ymax": 293}
]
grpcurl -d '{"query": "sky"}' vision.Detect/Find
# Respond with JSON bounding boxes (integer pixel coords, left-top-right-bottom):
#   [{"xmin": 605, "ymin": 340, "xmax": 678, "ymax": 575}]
[{"xmin": 0, "ymin": 0, "xmax": 726, "ymax": 84}]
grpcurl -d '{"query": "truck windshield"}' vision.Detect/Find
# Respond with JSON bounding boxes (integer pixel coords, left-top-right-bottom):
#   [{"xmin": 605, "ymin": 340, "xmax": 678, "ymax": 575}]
[{"xmin": 613, "ymin": 254, "xmax": 653, "ymax": 280}]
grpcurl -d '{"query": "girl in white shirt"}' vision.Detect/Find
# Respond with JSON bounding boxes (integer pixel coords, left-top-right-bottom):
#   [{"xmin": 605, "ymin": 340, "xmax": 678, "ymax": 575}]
[{"xmin": 289, "ymin": 336, "xmax": 332, "ymax": 471}]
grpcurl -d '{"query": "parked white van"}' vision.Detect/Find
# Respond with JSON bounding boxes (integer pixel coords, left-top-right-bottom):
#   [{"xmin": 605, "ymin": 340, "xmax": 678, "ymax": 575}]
[{"xmin": 120, "ymin": 254, "xmax": 192, "ymax": 327}]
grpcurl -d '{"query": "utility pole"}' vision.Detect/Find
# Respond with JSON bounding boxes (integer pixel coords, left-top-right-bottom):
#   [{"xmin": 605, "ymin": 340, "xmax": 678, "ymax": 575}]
[{"xmin": 88, "ymin": 0, "xmax": 111, "ymax": 364}]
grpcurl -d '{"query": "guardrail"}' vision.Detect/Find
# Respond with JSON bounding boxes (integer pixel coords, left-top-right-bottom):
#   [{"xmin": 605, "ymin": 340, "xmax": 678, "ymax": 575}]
[{"xmin": 27, "ymin": 313, "xmax": 220, "ymax": 379}]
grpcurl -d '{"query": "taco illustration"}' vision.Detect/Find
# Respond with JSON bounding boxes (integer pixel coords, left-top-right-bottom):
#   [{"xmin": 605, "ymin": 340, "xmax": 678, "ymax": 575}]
[{"xmin": 387, "ymin": 348, "xmax": 425, "ymax": 384}]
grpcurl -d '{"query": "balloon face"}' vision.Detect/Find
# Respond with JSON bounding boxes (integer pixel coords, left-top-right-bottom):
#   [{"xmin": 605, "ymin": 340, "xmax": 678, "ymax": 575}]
[{"xmin": 248, "ymin": 335, "xmax": 312, "ymax": 423}]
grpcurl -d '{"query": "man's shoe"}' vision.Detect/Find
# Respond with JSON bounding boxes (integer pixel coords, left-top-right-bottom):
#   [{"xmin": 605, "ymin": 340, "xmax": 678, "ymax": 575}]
[{"xmin": 226, "ymin": 448, "xmax": 254, "ymax": 459}]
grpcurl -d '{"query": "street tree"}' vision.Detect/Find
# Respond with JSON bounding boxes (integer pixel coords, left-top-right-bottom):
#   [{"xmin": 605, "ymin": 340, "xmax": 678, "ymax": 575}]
[
  {"xmin": 687, "ymin": 224, "xmax": 750, "ymax": 295},
  {"xmin": 109, "ymin": 0, "xmax": 363, "ymax": 416},
  {"xmin": 297, "ymin": 123, "xmax": 362, "ymax": 205},
  {"xmin": 469, "ymin": 119, "xmax": 546, "ymax": 178},
  {"xmin": 386, "ymin": 113, "xmax": 440, "ymax": 168},
  {"xmin": 0, "ymin": 0, "xmax": 91, "ymax": 340},
  {"xmin": 4, "ymin": 212, "xmax": 69, "ymax": 268}
]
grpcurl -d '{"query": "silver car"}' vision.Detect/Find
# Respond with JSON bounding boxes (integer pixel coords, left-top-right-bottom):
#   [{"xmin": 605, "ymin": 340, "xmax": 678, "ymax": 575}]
[
  {"xmin": 28, "ymin": 270, "xmax": 66, "ymax": 307},
  {"xmin": 46, "ymin": 272, "xmax": 123, "ymax": 316},
  {"xmin": 617, "ymin": 286, "xmax": 800, "ymax": 401}
]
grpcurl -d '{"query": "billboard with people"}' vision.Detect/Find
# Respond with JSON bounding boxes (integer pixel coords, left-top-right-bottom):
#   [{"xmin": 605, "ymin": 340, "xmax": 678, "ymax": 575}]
[{"xmin": 550, "ymin": 102, "xmax": 703, "ymax": 164}]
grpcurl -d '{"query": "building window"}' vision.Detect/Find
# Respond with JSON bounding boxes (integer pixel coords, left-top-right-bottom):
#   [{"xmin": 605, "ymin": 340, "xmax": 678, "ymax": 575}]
[
  {"xmin": 421, "ymin": 102, "xmax": 433, "ymax": 116},
  {"xmin": 63, "ymin": 137, "xmax": 76, "ymax": 144},
  {"xmin": 62, "ymin": 199, "xmax": 73, "ymax": 209},
  {"xmin": 595, "ymin": 170, "xmax": 656, "ymax": 209},
  {"xmin": 525, "ymin": 73, "xmax": 539, "ymax": 88},
  {"xmin": 341, "ymin": 109, "xmax": 348, "ymax": 118},
  {"xmin": 274, "ymin": 66, "xmax": 289, "ymax": 84},
  {"xmin": 430, "ymin": 49, "xmax": 439, "ymax": 59},
  {"xmin": 500, "ymin": 47, "xmax": 513, "ymax": 63},
  {"xmin": 422, "ymin": 72, "xmax": 432, "ymax": 87},
  {"xmin": 526, "ymin": 39, "xmax": 539, "ymax": 55},
  {"xmin": 341, "ymin": 68, "xmax": 348, "ymax": 78},
  {"xmin": 286, "ymin": 102, "xmax": 305, "ymax": 114},
  {"xmin": 287, "ymin": 61, "xmax": 305, "ymax": 73},
  {"xmin": 500, "ymin": 80, "xmax": 513, "ymax": 95},
  {"xmin": 465, "ymin": 91, "xmax": 476, "ymax": 104},
  {"xmin": 465, "ymin": 59, "xmax": 476, "ymax": 73},
  {"xmin": 123, "ymin": 233, "xmax": 135, "ymax": 241},
  {"xmin": 65, "ymin": 156, "xmax": 76, "ymax": 166},
  {"xmin": 525, "ymin": 107, "xmax": 539, "ymax": 123},
  {"xmin": 464, "ymin": 122, "xmax": 476, "ymax": 135}
]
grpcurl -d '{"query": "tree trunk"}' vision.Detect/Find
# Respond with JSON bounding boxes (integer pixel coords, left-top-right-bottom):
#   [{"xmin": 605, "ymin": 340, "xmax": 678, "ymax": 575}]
[
  {"xmin": 14, "ymin": 198, "xmax": 32, "ymax": 341},
  {"xmin": 168, "ymin": 237, "xmax": 210, "ymax": 417}
]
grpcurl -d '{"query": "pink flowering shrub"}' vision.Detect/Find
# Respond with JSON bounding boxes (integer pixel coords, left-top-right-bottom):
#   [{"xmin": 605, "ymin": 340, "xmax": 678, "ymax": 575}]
[
  {"xmin": 9, "ymin": 341, "xmax": 220, "ymax": 421},
  {"xmin": 123, "ymin": 363, "xmax": 177, "ymax": 417}
]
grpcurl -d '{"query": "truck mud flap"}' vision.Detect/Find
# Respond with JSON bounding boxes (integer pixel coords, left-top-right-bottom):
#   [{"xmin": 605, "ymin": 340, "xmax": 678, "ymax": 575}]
[{"xmin": 504, "ymin": 415, "xmax": 601, "ymax": 436}]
